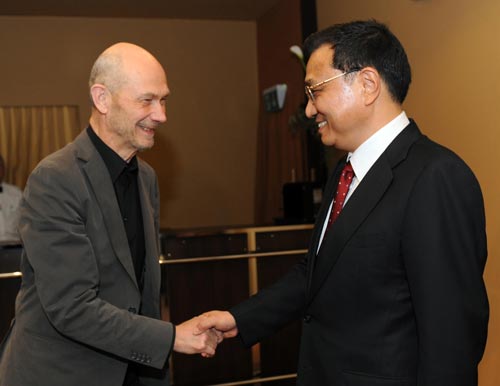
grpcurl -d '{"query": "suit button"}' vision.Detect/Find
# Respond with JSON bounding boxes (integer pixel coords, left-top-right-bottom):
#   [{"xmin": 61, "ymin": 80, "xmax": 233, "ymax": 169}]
[
  {"xmin": 128, "ymin": 307, "xmax": 137, "ymax": 314},
  {"xmin": 303, "ymin": 314, "xmax": 312, "ymax": 323}
]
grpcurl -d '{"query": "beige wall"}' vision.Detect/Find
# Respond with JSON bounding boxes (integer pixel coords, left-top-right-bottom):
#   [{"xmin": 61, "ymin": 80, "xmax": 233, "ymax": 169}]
[
  {"xmin": 0, "ymin": 16, "xmax": 258, "ymax": 229},
  {"xmin": 316, "ymin": 1, "xmax": 500, "ymax": 384}
]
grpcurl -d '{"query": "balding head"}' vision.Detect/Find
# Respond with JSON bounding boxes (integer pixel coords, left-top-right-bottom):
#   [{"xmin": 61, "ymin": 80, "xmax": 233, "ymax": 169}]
[
  {"xmin": 89, "ymin": 42, "xmax": 165, "ymax": 97},
  {"xmin": 88, "ymin": 42, "xmax": 169, "ymax": 161}
]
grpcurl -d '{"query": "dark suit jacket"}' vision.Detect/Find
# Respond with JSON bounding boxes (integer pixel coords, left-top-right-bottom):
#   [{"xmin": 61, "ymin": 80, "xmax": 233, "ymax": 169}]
[
  {"xmin": 231, "ymin": 120, "xmax": 488, "ymax": 386},
  {"xmin": 0, "ymin": 130, "xmax": 174, "ymax": 386}
]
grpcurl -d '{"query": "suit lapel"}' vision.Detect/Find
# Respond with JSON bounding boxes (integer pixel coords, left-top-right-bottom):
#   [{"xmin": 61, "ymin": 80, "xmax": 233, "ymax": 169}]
[
  {"xmin": 137, "ymin": 163, "xmax": 163, "ymax": 316},
  {"xmin": 137, "ymin": 167, "xmax": 159, "ymax": 278},
  {"xmin": 305, "ymin": 157, "xmax": 346, "ymax": 297},
  {"xmin": 307, "ymin": 120, "xmax": 423, "ymax": 302},
  {"xmin": 309, "ymin": 158, "xmax": 347, "ymax": 252},
  {"xmin": 308, "ymin": 155, "xmax": 393, "ymax": 300},
  {"xmin": 75, "ymin": 132, "xmax": 138, "ymax": 289}
]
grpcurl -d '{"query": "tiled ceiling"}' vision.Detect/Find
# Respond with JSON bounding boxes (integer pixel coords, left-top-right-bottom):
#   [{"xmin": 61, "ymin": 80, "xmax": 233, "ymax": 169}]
[{"xmin": 0, "ymin": 0, "xmax": 282, "ymax": 20}]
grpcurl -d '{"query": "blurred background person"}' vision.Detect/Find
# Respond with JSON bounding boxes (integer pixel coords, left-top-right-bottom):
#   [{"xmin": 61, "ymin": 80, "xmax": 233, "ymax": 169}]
[{"xmin": 0, "ymin": 154, "xmax": 22, "ymax": 243}]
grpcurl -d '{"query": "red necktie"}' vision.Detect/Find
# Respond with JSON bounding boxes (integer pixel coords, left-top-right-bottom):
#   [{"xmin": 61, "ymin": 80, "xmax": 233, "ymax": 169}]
[{"xmin": 327, "ymin": 162, "xmax": 354, "ymax": 227}]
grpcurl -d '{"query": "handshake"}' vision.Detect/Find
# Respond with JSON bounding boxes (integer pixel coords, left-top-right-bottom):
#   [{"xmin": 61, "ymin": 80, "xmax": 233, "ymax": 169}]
[{"xmin": 173, "ymin": 310, "xmax": 237, "ymax": 358}]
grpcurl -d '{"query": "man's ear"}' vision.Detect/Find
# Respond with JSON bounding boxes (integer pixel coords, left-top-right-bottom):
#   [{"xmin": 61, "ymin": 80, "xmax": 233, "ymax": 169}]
[
  {"xmin": 90, "ymin": 84, "xmax": 110, "ymax": 114},
  {"xmin": 359, "ymin": 67, "xmax": 381, "ymax": 106}
]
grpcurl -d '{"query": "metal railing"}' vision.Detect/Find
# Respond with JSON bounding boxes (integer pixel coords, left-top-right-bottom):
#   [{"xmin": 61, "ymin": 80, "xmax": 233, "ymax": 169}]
[{"xmin": 1, "ymin": 224, "xmax": 313, "ymax": 385}]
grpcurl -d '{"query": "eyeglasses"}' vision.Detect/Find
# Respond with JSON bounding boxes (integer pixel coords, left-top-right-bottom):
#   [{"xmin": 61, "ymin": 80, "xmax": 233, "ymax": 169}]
[{"xmin": 305, "ymin": 68, "xmax": 361, "ymax": 103}]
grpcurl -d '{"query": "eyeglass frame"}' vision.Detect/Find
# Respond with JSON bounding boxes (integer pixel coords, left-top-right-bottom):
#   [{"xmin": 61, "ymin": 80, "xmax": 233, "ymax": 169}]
[{"xmin": 305, "ymin": 67, "xmax": 362, "ymax": 103}]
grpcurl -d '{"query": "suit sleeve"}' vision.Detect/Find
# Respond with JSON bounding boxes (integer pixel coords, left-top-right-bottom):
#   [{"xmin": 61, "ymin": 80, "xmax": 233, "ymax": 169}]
[
  {"xmin": 19, "ymin": 162, "xmax": 174, "ymax": 370},
  {"xmin": 230, "ymin": 162, "xmax": 342, "ymax": 348},
  {"xmin": 230, "ymin": 255, "xmax": 309, "ymax": 347},
  {"xmin": 401, "ymin": 155, "xmax": 488, "ymax": 386}
]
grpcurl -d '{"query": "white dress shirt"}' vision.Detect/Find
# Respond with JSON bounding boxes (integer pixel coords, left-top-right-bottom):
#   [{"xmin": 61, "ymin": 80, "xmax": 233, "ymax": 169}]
[
  {"xmin": 0, "ymin": 182, "xmax": 23, "ymax": 242},
  {"xmin": 317, "ymin": 111, "xmax": 410, "ymax": 251}
]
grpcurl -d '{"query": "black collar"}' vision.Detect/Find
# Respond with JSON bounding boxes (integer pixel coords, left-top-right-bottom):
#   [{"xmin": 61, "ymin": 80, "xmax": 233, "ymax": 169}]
[{"xmin": 86, "ymin": 126, "xmax": 138, "ymax": 182}]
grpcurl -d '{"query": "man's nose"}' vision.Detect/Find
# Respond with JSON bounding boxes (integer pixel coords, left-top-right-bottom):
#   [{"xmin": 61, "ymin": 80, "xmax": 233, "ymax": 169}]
[
  {"xmin": 152, "ymin": 102, "xmax": 167, "ymax": 123},
  {"xmin": 305, "ymin": 98, "xmax": 317, "ymax": 118}
]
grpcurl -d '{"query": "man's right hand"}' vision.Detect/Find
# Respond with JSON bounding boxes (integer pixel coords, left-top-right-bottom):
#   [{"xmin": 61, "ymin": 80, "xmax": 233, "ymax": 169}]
[
  {"xmin": 174, "ymin": 316, "xmax": 222, "ymax": 357},
  {"xmin": 196, "ymin": 310, "xmax": 238, "ymax": 339}
]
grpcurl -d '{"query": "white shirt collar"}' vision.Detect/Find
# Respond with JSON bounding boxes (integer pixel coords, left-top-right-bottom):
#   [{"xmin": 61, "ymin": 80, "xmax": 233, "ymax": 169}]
[{"xmin": 348, "ymin": 111, "xmax": 410, "ymax": 182}]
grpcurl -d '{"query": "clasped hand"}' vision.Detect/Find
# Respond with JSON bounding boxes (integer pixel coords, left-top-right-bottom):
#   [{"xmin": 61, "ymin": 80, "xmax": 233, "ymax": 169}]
[{"xmin": 174, "ymin": 311, "xmax": 237, "ymax": 358}]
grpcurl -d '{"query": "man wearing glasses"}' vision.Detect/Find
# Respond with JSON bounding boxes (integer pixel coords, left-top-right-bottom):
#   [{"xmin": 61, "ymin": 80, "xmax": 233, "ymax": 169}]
[{"xmin": 198, "ymin": 20, "xmax": 488, "ymax": 386}]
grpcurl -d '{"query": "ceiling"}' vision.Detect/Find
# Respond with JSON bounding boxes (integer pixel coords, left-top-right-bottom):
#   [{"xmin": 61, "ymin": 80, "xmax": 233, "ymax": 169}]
[{"xmin": 0, "ymin": 0, "xmax": 282, "ymax": 21}]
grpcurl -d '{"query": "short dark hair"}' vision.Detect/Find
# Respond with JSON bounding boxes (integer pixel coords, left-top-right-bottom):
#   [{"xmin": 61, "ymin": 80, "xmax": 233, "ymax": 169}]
[{"xmin": 303, "ymin": 20, "xmax": 411, "ymax": 104}]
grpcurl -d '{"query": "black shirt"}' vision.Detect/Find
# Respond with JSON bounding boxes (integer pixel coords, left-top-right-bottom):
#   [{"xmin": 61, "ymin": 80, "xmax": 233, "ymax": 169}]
[{"xmin": 86, "ymin": 126, "xmax": 145, "ymax": 292}]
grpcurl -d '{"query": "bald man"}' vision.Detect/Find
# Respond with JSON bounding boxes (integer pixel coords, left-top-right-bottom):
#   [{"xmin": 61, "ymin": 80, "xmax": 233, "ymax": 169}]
[{"xmin": 0, "ymin": 43, "xmax": 219, "ymax": 386}]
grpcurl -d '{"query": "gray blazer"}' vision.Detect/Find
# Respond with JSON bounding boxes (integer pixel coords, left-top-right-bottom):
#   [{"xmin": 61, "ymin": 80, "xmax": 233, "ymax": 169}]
[{"xmin": 0, "ymin": 130, "xmax": 174, "ymax": 386}]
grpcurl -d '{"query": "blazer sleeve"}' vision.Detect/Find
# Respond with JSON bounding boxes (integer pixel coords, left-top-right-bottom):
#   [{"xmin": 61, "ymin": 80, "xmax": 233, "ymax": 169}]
[
  {"xmin": 19, "ymin": 161, "xmax": 174, "ymax": 370},
  {"xmin": 230, "ymin": 162, "xmax": 343, "ymax": 348},
  {"xmin": 230, "ymin": 254, "xmax": 309, "ymax": 347},
  {"xmin": 401, "ymin": 155, "xmax": 488, "ymax": 386}
]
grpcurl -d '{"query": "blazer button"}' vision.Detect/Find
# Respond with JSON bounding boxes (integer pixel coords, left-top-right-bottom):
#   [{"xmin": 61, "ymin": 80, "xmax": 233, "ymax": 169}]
[
  {"xmin": 128, "ymin": 307, "xmax": 137, "ymax": 314},
  {"xmin": 303, "ymin": 314, "xmax": 312, "ymax": 323}
]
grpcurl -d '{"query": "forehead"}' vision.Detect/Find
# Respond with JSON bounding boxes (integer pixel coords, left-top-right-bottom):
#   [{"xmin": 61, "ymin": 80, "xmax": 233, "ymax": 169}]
[
  {"xmin": 120, "ymin": 58, "xmax": 169, "ymax": 96},
  {"xmin": 305, "ymin": 45, "xmax": 336, "ymax": 84},
  {"xmin": 122, "ymin": 68, "xmax": 169, "ymax": 97}
]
